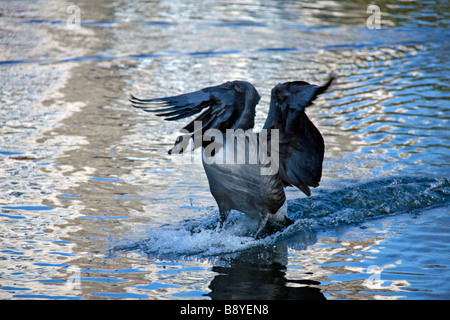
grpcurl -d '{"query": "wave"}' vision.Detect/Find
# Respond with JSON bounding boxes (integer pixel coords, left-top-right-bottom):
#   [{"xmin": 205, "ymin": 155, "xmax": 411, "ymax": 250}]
[
  {"xmin": 288, "ymin": 176, "xmax": 449, "ymax": 227},
  {"xmin": 115, "ymin": 176, "xmax": 449, "ymax": 258}
]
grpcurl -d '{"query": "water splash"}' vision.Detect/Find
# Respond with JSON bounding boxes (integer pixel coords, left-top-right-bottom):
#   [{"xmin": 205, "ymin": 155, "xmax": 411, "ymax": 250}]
[
  {"xmin": 289, "ymin": 176, "xmax": 449, "ymax": 226},
  {"xmin": 116, "ymin": 176, "xmax": 449, "ymax": 258}
]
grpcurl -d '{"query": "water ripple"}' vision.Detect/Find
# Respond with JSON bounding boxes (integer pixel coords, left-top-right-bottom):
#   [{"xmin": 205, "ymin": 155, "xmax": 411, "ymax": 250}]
[
  {"xmin": 1, "ymin": 0, "xmax": 449, "ymax": 300},
  {"xmin": 116, "ymin": 177, "xmax": 449, "ymax": 259}
]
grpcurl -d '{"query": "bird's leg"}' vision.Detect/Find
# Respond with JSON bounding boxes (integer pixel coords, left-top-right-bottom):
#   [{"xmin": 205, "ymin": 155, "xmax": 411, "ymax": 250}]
[
  {"xmin": 254, "ymin": 212, "xmax": 269, "ymax": 239},
  {"xmin": 216, "ymin": 210, "xmax": 230, "ymax": 230}
]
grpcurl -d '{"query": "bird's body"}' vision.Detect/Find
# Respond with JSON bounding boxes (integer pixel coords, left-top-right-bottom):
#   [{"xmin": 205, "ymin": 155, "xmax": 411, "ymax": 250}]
[
  {"xmin": 202, "ymin": 132, "xmax": 287, "ymax": 236},
  {"xmin": 130, "ymin": 77, "xmax": 333, "ymax": 237}
]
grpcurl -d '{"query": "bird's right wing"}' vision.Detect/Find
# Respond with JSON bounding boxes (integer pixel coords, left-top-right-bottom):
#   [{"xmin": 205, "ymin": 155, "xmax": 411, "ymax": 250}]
[
  {"xmin": 276, "ymin": 113, "xmax": 325, "ymax": 196},
  {"xmin": 265, "ymin": 77, "xmax": 334, "ymax": 196}
]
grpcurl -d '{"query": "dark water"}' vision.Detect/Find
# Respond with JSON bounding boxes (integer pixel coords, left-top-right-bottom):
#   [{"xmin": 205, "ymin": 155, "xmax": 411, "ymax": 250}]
[{"xmin": 0, "ymin": 0, "xmax": 449, "ymax": 300}]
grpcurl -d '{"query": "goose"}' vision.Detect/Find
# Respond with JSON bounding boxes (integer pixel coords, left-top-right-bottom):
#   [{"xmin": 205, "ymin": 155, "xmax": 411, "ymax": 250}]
[{"xmin": 130, "ymin": 76, "xmax": 333, "ymax": 238}]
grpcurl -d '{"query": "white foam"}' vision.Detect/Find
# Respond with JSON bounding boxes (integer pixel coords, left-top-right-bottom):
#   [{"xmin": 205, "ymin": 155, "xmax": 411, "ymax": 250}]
[{"xmin": 134, "ymin": 226, "xmax": 260, "ymax": 258}]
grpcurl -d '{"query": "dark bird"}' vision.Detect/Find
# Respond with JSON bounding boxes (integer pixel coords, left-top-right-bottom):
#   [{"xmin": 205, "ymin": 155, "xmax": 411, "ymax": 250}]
[{"xmin": 130, "ymin": 77, "xmax": 334, "ymax": 238}]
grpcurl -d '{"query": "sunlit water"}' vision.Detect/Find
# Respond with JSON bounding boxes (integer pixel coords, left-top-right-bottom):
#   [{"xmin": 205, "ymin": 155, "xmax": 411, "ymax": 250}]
[{"xmin": 0, "ymin": 0, "xmax": 449, "ymax": 300}]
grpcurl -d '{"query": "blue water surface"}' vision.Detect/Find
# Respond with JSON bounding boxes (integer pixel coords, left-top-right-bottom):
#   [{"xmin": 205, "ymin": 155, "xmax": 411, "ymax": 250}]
[{"xmin": 0, "ymin": 0, "xmax": 448, "ymax": 300}]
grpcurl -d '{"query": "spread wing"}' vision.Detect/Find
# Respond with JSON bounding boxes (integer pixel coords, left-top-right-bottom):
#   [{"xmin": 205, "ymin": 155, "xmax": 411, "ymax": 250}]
[
  {"xmin": 130, "ymin": 81, "xmax": 260, "ymax": 153},
  {"xmin": 265, "ymin": 76, "xmax": 334, "ymax": 196},
  {"xmin": 277, "ymin": 113, "xmax": 325, "ymax": 196}
]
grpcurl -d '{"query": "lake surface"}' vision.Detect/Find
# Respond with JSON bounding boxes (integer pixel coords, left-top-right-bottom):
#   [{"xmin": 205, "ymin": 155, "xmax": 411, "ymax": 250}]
[{"xmin": 0, "ymin": 0, "xmax": 449, "ymax": 300}]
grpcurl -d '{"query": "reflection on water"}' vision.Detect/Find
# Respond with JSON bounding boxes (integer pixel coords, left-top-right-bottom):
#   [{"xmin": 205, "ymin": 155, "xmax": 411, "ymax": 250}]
[
  {"xmin": 0, "ymin": 0, "xmax": 449, "ymax": 300},
  {"xmin": 208, "ymin": 243, "xmax": 325, "ymax": 300}
]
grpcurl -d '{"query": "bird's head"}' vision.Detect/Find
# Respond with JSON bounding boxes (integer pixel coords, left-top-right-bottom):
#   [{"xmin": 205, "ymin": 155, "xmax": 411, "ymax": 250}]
[{"xmin": 264, "ymin": 76, "xmax": 334, "ymax": 130}]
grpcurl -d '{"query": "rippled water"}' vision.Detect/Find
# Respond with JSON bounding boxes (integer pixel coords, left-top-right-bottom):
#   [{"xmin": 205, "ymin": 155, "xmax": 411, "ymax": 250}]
[{"xmin": 0, "ymin": 0, "xmax": 449, "ymax": 300}]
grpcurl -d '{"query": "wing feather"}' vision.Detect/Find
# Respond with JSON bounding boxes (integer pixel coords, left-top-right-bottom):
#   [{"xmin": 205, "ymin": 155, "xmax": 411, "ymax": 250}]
[
  {"xmin": 130, "ymin": 81, "xmax": 259, "ymax": 153},
  {"xmin": 269, "ymin": 76, "xmax": 334, "ymax": 196}
]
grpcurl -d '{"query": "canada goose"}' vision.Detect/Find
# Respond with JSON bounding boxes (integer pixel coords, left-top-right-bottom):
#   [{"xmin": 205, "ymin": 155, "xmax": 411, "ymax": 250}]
[{"xmin": 130, "ymin": 76, "xmax": 333, "ymax": 238}]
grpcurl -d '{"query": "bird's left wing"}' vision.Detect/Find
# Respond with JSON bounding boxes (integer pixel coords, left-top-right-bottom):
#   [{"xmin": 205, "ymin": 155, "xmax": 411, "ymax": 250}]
[
  {"xmin": 264, "ymin": 76, "xmax": 334, "ymax": 196},
  {"xmin": 130, "ymin": 81, "xmax": 259, "ymax": 153}
]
